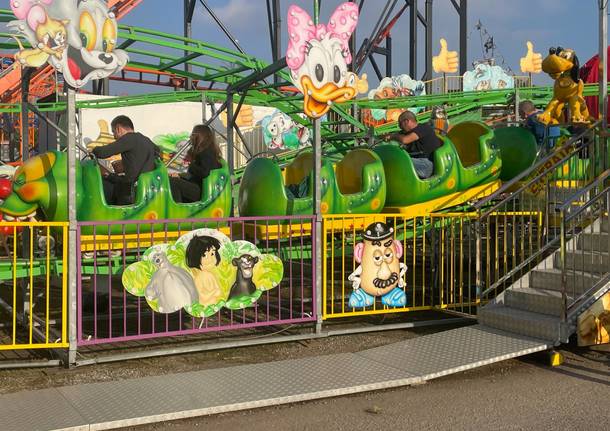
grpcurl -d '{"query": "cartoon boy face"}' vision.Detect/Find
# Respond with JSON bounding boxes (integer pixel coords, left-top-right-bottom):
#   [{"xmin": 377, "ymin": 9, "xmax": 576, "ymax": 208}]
[{"xmin": 200, "ymin": 246, "xmax": 218, "ymax": 270}]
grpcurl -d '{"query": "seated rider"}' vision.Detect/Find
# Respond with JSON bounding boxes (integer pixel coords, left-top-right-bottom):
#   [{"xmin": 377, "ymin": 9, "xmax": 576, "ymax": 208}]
[
  {"xmin": 92, "ymin": 115, "xmax": 159, "ymax": 205},
  {"xmin": 170, "ymin": 125, "xmax": 222, "ymax": 203},
  {"xmin": 519, "ymin": 100, "xmax": 560, "ymax": 153},
  {"xmin": 385, "ymin": 110, "xmax": 442, "ymax": 179},
  {"xmin": 430, "ymin": 105, "xmax": 449, "ymax": 134}
]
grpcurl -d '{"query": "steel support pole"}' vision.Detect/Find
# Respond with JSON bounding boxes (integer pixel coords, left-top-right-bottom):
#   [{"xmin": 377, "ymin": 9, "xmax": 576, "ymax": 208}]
[
  {"xmin": 20, "ymin": 68, "xmax": 32, "ymax": 161},
  {"xmin": 272, "ymin": 0, "xmax": 281, "ymax": 83},
  {"xmin": 600, "ymin": 0, "xmax": 608, "ymax": 128},
  {"xmin": 202, "ymin": 92, "xmax": 207, "ymax": 122},
  {"xmin": 184, "ymin": 0, "xmax": 194, "ymax": 90},
  {"xmin": 423, "ymin": 0, "xmax": 433, "ymax": 81},
  {"xmin": 67, "ymin": 88, "xmax": 78, "ymax": 366},
  {"xmin": 226, "ymin": 92, "xmax": 234, "ymax": 178},
  {"xmin": 313, "ymin": 119, "xmax": 322, "ymax": 333},
  {"xmin": 313, "ymin": 0, "xmax": 323, "ymax": 333},
  {"xmin": 386, "ymin": 35, "xmax": 392, "ymax": 76},
  {"xmin": 459, "ymin": 0, "xmax": 467, "ymax": 76},
  {"xmin": 409, "ymin": 0, "xmax": 417, "ymax": 78}
]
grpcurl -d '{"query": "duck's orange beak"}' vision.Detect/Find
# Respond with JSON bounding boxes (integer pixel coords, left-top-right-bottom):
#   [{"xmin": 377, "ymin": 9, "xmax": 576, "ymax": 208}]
[{"xmin": 300, "ymin": 75, "xmax": 357, "ymax": 118}]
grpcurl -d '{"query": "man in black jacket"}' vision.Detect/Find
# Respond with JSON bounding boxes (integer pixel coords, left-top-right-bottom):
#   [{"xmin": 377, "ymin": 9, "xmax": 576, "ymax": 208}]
[{"xmin": 92, "ymin": 115, "xmax": 159, "ymax": 205}]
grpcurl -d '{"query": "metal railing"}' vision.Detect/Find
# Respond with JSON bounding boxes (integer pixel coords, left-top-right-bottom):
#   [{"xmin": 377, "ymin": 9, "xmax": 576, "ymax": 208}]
[
  {"xmin": 76, "ymin": 215, "xmax": 316, "ymax": 346},
  {"xmin": 321, "ymin": 213, "xmax": 485, "ymax": 319},
  {"xmin": 0, "ymin": 222, "xmax": 69, "ymax": 350},
  {"xmin": 474, "ymin": 122, "xmax": 604, "ymax": 301},
  {"xmin": 558, "ymin": 175, "xmax": 610, "ymax": 321}
]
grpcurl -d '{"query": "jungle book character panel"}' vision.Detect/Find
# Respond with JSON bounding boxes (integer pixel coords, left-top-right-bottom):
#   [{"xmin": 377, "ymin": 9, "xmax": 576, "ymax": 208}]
[
  {"xmin": 122, "ymin": 229, "xmax": 284, "ymax": 318},
  {"xmin": 348, "ymin": 222, "xmax": 407, "ymax": 308}
]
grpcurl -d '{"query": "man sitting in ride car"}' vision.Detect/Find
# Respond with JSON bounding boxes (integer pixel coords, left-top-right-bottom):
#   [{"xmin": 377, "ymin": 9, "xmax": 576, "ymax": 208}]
[
  {"xmin": 92, "ymin": 115, "xmax": 159, "ymax": 205},
  {"xmin": 385, "ymin": 110, "xmax": 442, "ymax": 179}
]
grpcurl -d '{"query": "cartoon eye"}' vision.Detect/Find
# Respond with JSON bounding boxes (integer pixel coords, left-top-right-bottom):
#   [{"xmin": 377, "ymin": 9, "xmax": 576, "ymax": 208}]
[
  {"xmin": 267, "ymin": 122, "xmax": 278, "ymax": 136},
  {"xmin": 331, "ymin": 49, "xmax": 347, "ymax": 86},
  {"xmin": 79, "ymin": 11, "xmax": 97, "ymax": 51},
  {"xmin": 305, "ymin": 45, "xmax": 329, "ymax": 87},
  {"xmin": 102, "ymin": 18, "xmax": 116, "ymax": 53},
  {"xmin": 383, "ymin": 248, "xmax": 394, "ymax": 262}
]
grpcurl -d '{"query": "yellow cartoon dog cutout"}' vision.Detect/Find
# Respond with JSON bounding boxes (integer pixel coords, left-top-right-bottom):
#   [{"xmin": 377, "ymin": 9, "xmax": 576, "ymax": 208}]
[{"xmin": 538, "ymin": 47, "xmax": 592, "ymax": 125}]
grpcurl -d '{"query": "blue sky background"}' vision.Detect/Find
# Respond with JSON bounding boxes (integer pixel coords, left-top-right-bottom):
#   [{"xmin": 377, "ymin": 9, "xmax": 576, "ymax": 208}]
[
  {"xmin": 4, "ymin": 0, "xmax": 606, "ymax": 94},
  {"xmin": 110, "ymin": 0, "xmax": 604, "ymax": 94}
]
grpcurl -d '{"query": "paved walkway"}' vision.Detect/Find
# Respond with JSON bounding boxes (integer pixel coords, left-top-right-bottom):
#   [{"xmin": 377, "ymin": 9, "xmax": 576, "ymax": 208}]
[{"xmin": 0, "ymin": 325, "xmax": 549, "ymax": 431}]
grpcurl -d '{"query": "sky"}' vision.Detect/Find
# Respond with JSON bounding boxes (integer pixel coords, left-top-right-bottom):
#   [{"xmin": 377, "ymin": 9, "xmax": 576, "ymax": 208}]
[{"xmin": 3, "ymin": 0, "xmax": 607, "ymax": 94}]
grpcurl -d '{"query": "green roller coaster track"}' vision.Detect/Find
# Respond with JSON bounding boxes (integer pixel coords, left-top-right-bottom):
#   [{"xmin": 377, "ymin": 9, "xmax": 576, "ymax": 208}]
[{"xmin": 0, "ymin": 7, "xmax": 601, "ymax": 157}]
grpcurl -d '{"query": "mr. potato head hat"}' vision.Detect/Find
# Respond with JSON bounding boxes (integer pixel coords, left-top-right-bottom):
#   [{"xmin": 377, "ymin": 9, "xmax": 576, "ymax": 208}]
[{"xmin": 363, "ymin": 222, "xmax": 394, "ymax": 241}]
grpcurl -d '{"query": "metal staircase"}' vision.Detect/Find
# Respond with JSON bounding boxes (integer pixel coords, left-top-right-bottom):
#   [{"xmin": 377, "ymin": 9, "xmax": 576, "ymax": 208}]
[{"xmin": 477, "ymin": 127, "xmax": 610, "ymax": 345}]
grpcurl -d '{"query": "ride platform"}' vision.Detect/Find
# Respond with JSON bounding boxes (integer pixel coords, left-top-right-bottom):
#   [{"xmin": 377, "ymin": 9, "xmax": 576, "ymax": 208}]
[{"xmin": 0, "ymin": 324, "xmax": 549, "ymax": 431}]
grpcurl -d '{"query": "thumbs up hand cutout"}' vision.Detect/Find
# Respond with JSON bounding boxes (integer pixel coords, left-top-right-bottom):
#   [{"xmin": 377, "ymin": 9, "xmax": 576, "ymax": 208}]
[
  {"xmin": 520, "ymin": 41, "xmax": 542, "ymax": 73},
  {"xmin": 432, "ymin": 38, "xmax": 459, "ymax": 74}
]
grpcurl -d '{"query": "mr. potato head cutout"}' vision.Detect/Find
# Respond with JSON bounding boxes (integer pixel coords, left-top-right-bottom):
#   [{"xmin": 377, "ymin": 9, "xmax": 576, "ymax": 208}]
[{"xmin": 348, "ymin": 222, "xmax": 407, "ymax": 308}]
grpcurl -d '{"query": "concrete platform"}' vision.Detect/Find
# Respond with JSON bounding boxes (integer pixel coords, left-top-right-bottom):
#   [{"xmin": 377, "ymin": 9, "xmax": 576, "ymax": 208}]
[{"xmin": 0, "ymin": 325, "xmax": 549, "ymax": 431}]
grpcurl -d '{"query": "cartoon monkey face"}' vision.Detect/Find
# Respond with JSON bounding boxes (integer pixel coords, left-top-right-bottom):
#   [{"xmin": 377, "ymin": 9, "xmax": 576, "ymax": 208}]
[
  {"xmin": 232, "ymin": 254, "xmax": 259, "ymax": 278},
  {"xmin": 358, "ymin": 237, "xmax": 402, "ymax": 296}
]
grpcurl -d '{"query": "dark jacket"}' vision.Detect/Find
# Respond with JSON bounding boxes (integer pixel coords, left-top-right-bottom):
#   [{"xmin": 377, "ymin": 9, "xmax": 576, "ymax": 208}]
[
  {"xmin": 92, "ymin": 132, "xmax": 159, "ymax": 182},
  {"xmin": 181, "ymin": 151, "xmax": 222, "ymax": 185}
]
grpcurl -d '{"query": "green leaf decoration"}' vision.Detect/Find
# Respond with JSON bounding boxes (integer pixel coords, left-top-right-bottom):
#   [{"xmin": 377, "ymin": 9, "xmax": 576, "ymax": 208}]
[
  {"xmin": 153, "ymin": 132, "xmax": 190, "ymax": 153},
  {"xmin": 253, "ymin": 254, "xmax": 284, "ymax": 291},
  {"xmin": 214, "ymin": 260, "xmax": 237, "ymax": 299},
  {"xmin": 166, "ymin": 243, "xmax": 188, "ymax": 270},
  {"xmin": 225, "ymin": 290, "xmax": 263, "ymax": 310}
]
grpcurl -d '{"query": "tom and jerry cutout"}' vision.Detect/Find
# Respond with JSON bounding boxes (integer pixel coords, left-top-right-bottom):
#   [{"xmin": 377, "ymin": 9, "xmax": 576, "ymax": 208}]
[{"xmin": 9, "ymin": 0, "xmax": 128, "ymax": 88}]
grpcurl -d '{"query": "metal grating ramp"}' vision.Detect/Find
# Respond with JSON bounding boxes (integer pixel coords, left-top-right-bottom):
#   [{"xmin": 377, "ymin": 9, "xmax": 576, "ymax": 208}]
[{"xmin": 0, "ymin": 325, "xmax": 550, "ymax": 431}]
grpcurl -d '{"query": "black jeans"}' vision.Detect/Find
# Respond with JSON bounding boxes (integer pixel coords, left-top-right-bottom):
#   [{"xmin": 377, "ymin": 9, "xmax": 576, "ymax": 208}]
[
  {"xmin": 170, "ymin": 177, "xmax": 201, "ymax": 203},
  {"xmin": 102, "ymin": 175, "xmax": 135, "ymax": 205}
]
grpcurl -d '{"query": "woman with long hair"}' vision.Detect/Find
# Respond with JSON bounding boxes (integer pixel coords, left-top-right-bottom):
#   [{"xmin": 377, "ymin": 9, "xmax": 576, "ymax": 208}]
[{"xmin": 170, "ymin": 124, "xmax": 222, "ymax": 203}]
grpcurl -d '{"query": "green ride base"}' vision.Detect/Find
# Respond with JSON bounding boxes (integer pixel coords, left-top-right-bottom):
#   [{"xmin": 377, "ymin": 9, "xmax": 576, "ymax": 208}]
[
  {"xmin": 238, "ymin": 148, "xmax": 386, "ymax": 217},
  {"xmin": 490, "ymin": 126, "xmax": 537, "ymax": 182},
  {"xmin": 0, "ymin": 151, "xmax": 232, "ymax": 235}
]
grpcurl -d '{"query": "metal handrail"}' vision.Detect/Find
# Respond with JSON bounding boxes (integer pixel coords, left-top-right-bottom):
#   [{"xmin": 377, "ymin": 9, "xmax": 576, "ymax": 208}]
[
  {"xmin": 557, "ymin": 172, "xmax": 610, "ymax": 213},
  {"xmin": 567, "ymin": 272, "xmax": 610, "ymax": 317},
  {"xmin": 474, "ymin": 121, "xmax": 601, "ymax": 212},
  {"xmin": 480, "ymin": 136, "xmax": 592, "ymax": 218}
]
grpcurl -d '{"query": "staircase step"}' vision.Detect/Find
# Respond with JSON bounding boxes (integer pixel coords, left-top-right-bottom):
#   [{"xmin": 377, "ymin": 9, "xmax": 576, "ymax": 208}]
[
  {"xmin": 577, "ymin": 232, "xmax": 610, "ymax": 252},
  {"xmin": 504, "ymin": 287, "xmax": 567, "ymax": 317},
  {"xmin": 554, "ymin": 250, "xmax": 610, "ymax": 274},
  {"xmin": 529, "ymin": 268, "xmax": 601, "ymax": 294},
  {"xmin": 478, "ymin": 303, "xmax": 561, "ymax": 342}
]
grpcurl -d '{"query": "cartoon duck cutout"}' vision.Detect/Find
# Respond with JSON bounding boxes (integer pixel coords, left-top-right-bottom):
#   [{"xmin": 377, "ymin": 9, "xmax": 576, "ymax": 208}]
[{"xmin": 286, "ymin": 2, "xmax": 360, "ymax": 119}]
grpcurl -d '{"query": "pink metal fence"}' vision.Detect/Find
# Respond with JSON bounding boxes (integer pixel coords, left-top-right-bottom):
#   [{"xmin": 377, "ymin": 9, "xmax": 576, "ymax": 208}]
[{"xmin": 76, "ymin": 216, "xmax": 316, "ymax": 346}]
